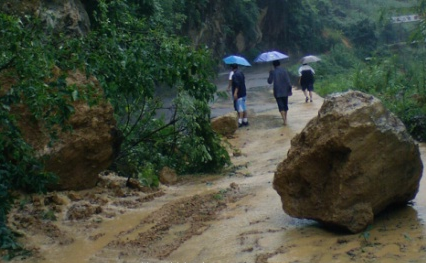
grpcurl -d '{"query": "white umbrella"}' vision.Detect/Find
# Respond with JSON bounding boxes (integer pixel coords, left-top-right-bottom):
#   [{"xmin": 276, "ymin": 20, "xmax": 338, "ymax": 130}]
[
  {"xmin": 254, "ymin": 51, "xmax": 289, "ymax": 63},
  {"xmin": 300, "ymin": 55, "xmax": 321, "ymax": 64}
]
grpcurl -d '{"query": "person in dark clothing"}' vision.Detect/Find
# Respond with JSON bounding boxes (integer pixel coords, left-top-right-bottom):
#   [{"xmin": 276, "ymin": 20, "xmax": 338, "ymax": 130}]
[
  {"xmin": 267, "ymin": 60, "xmax": 292, "ymax": 125},
  {"xmin": 298, "ymin": 63, "xmax": 315, "ymax": 102},
  {"xmin": 231, "ymin": 64, "xmax": 248, "ymax": 127}
]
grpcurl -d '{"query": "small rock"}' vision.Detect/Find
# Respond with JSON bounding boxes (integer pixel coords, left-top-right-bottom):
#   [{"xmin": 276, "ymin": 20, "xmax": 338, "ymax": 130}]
[
  {"xmin": 211, "ymin": 113, "xmax": 238, "ymax": 136},
  {"xmin": 159, "ymin": 167, "xmax": 178, "ymax": 185},
  {"xmin": 68, "ymin": 192, "xmax": 82, "ymax": 201}
]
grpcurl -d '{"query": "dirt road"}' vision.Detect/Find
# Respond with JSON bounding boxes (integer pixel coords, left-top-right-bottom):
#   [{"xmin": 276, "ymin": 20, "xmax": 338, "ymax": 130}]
[{"xmin": 8, "ymin": 65, "xmax": 426, "ymax": 263}]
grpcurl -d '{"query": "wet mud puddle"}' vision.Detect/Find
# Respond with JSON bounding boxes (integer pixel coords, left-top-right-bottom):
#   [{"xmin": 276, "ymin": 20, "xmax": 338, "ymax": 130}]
[{"xmin": 8, "ymin": 67, "xmax": 426, "ymax": 263}]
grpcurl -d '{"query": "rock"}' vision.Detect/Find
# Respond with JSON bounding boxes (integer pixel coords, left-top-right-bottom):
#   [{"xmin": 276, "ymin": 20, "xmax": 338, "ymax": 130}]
[
  {"xmin": 66, "ymin": 202, "xmax": 97, "ymax": 220},
  {"xmin": 1, "ymin": 0, "xmax": 90, "ymax": 36},
  {"xmin": 230, "ymin": 182, "xmax": 239, "ymax": 191},
  {"xmin": 44, "ymin": 71, "xmax": 117, "ymax": 190},
  {"xmin": 6, "ymin": 69, "xmax": 118, "ymax": 191},
  {"xmin": 107, "ymin": 181, "xmax": 122, "ymax": 190},
  {"xmin": 233, "ymin": 148, "xmax": 242, "ymax": 157},
  {"xmin": 185, "ymin": 3, "xmax": 261, "ymax": 61},
  {"xmin": 159, "ymin": 167, "xmax": 178, "ymax": 185},
  {"xmin": 273, "ymin": 90, "xmax": 423, "ymax": 233},
  {"xmin": 211, "ymin": 113, "xmax": 238, "ymax": 136},
  {"xmin": 126, "ymin": 178, "xmax": 144, "ymax": 191},
  {"xmin": 44, "ymin": 193, "xmax": 65, "ymax": 206},
  {"xmin": 67, "ymin": 192, "xmax": 82, "ymax": 201},
  {"xmin": 39, "ymin": 0, "xmax": 90, "ymax": 36},
  {"xmin": 31, "ymin": 195, "xmax": 43, "ymax": 207}
]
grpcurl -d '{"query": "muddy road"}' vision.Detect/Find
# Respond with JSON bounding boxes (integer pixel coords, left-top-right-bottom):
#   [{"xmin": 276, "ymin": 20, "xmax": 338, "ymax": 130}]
[{"xmin": 7, "ymin": 64, "xmax": 426, "ymax": 263}]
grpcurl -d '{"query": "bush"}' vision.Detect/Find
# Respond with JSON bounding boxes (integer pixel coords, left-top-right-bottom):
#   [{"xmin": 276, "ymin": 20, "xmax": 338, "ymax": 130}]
[
  {"xmin": 0, "ymin": 14, "xmax": 70, "ymax": 257},
  {"xmin": 0, "ymin": 0, "xmax": 231, "ymax": 256}
]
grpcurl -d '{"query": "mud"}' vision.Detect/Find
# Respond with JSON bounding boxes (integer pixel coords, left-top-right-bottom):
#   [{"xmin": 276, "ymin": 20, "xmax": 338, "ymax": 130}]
[{"xmin": 4, "ymin": 63, "xmax": 426, "ymax": 263}]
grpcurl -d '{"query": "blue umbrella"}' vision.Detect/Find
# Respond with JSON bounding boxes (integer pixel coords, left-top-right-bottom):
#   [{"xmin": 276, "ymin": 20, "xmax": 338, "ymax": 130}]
[
  {"xmin": 223, "ymin": 55, "xmax": 251, "ymax": 67},
  {"xmin": 254, "ymin": 51, "xmax": 289, "ymax": 63}
]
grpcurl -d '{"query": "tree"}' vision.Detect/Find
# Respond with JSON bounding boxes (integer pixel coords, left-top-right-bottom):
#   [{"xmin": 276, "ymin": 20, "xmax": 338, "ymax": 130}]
[
  {"xmin": 83, "ymin": 1, "xmax": 230, "ymax": 178},
  {"xmin": 0, "ymin": 0, "xmax": 231, "ymax": 256},
  {"xmin": 0, "ymin": 13, "xmax": 74, "ymax": 256}
]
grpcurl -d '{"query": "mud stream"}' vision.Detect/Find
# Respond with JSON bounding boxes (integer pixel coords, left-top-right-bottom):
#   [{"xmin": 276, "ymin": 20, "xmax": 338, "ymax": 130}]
[{"xmin": 7, "ymin": 64, "xmax": 426, "ymax": 263}]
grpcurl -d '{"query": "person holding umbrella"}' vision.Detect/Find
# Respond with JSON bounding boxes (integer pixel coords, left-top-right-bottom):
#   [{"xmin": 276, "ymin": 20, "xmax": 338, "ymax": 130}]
[
  {"xmin": 267, "ymin": 60, "xmax": 292, "ymax": 126},
  {"xmin": 298, "ymin": 55, "xmax": 320, "ymax": 103},
  {"xmin": 231, "ymin": 63, "xmax": 249, "ymax": 128},
  {"xmin": 223, "ymin": 55, "xmax": 250, "ymax": 114}
]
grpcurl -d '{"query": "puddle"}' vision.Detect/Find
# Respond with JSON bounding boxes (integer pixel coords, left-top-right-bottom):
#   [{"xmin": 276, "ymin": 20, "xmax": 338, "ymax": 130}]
[{"xmin": 8, "ymin": 67, "xmax": 426, "ymax": 263}]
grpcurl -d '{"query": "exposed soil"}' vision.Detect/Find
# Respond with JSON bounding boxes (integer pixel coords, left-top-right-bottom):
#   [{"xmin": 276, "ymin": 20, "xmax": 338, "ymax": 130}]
[
  {"xmin": 5, "ymin": 173, "xmax": 250, "ymax": 262},
  {"xmin": 4, "ymin": 64, "xmax": 426, "ymax": 263}
]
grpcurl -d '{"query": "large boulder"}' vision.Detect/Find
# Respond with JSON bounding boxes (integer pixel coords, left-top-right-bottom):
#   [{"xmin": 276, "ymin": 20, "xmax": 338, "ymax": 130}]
[
  {"xmin": 46, "ymin": 71, "xmax": 117, "ymax": 190},
  {"xmin": 273, "ymin": 90, "xmax": 423, "ymax": 233},
  {"xmin": 6, "ymin": 69, "xmax": 118, "ymax": 190}
]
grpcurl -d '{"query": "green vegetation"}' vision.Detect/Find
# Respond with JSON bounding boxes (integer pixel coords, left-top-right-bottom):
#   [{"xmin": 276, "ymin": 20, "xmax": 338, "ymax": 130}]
[
  {"xmin": 316, "ymin": 50, "xmax": 426, "ymax": 140},
  {"xmin": 314, "ymin": 0, "xmax": 426, "ymax": 140},
  {"xmin": 86, "ymin": 1, "xmax": 230, "ymax": 177},
  {"xmin": 0, "ymin": 0, "xmax": 231, "ymax": 257},
  {"xmin": 0, "ymin": 14, "xmax": 68, "ymax": 257}
]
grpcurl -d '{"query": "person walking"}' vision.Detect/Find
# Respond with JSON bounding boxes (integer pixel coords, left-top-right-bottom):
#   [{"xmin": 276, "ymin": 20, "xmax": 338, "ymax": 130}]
[
  {"xmin": 267, "ymin": 60, "xmax": 292, "ymax": 125},
  {"xmin": 298, "ymin": 63, "xmax": 315, "ymax": 103},
  {"xmin": 231, "ymin": 64, "xmax": 249, "ymax": 127},
  {"xmin": 226, "ymin": 66, "xmax": 237, "ymax": 112},
  {"xmin": 226, "ymin": 67, "xmax": 234, "ymax": 92}
]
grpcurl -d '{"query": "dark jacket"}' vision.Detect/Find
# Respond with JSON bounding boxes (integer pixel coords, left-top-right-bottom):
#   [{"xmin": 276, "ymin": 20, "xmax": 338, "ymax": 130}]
[
  {"xmin": 268, "ymin": 66, "xmax": 292, "ymax": 98},
  {"xmin": 300, "ymin": 70, "xmax": 314, "ymax": 86},
  {"xmin": 232, "ymin": 69, "xmax": 247, "ymax": 99}
]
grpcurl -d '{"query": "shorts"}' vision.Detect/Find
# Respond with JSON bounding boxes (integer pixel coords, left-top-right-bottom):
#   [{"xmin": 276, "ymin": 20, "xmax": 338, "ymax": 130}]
[
  {"xmin": 276, "ymin": 97, "xmax": 288, "ymax": 112},
  {"xmin": 301, "ymin": 83, "xmax": 314, "ymax": 92},
  {"xmin": 236, "ymin": 96, "xmax": 247, "ymax": 113}
]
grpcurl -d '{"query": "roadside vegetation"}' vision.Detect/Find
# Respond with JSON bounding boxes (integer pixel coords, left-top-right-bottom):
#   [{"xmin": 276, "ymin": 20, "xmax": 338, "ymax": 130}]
[
  {"xmin": 1, "ymin": 0, "xmax": 230, "ymax": 257},
  {"xmin": 313, "ymin": 0, "xmax": 426, "ymax": 141},
  {"xmin": 1, "ymin": 0, "xmax": 426, "ymax": 259}
]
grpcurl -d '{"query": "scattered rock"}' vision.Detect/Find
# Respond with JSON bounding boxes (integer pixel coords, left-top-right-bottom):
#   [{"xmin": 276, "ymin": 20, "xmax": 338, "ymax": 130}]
[
  {"xmin": 273, "ymin": 90, "xmax": 423, "ymax": 233},
  {"xmin": 211, "ymin": 113, "xmax": 238, "ymax": 137},
  {"xmin": 233, "ymin": 148, "xmax": 243, "ymax": 157},
  {"xmin": 67, "ymin": 192, "xmax": 82, "ymax": 201},
  {"xmin": 159, "ymin": 167, "xmax": 178, "ymax": 185},
  {"xmin": 126, "ymin": 178, "xmax": 144, "ymax": 190},
  {"xmin": 107, "ymin": 181, "xmax": 122, "ymax": 190},
  {"xmin": 89, "ymin": 233, "xmax": 105, "ymax": 241},
  {"xmin": 43, "ymin": 193, "xmax": 66, "ymax": 206},
  {"xmin": 31, "ymin": 195, "xmax": 43, "ymax": 207},
  {"xmin": 66, "ymin": 203, "xmax": 98, "ymax": 220},
  {"xmin": 112, "ymin": 187, "xmax": 126, "ymax": 198},
  {"xmin": 230, "ymin": 182, "xmax": 239, "ymax": 190}
]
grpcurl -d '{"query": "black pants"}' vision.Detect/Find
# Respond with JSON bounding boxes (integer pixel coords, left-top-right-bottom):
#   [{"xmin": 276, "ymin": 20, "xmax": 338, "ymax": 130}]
[{"xmin": 275, "ymin": 96, "xmax": 288, "ymax": 112}]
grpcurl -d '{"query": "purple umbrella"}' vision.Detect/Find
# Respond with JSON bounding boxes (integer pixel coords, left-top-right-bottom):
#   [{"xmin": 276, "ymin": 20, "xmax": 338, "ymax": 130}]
[{"xmin": 254, "ymin": 51, "xmax": 289, "ymax": 63}]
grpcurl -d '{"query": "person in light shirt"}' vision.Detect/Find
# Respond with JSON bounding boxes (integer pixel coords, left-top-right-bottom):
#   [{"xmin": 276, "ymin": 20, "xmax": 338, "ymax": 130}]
[{"xmin": 226, "ymin": 67, "xmax": 237, "ymax": 112}]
